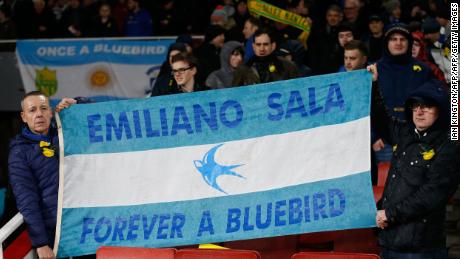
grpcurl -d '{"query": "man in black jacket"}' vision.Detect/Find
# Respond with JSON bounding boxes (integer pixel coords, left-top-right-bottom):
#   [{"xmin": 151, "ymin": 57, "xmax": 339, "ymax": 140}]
[
  {"xmin": 233, "ymin": 28, "xmax": 298, "ymax": 86},
  {"xmin": 369, "ymin": 65, "xmax": 460, "ymax": 258}
]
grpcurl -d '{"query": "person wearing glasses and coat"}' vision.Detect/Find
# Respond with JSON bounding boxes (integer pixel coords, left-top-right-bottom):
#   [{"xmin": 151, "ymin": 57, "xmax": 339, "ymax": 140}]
[{"xmin": 369, "ymin": 64, "xmax": 460, "ymax": 259}]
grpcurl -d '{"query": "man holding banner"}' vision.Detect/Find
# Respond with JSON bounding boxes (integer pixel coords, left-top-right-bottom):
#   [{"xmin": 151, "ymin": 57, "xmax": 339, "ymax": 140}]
[
  {"xmin": 8, "ymin": 93, "xmax": 91, "ymax": 259},
  {"xmin": 9, "ymin": 91, "xmax": 59, "ymax": 259},
  {"xmin": 370, "ymin": 65, "xmax": 460, "ymax": 258}
]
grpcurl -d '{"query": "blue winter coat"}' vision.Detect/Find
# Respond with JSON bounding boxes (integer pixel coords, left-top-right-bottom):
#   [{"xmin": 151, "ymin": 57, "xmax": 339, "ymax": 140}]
[
  {"xmin": 8, "ymin": 126, "xmax": 59, "ymax": 248},
  {"xmin": 376, "ymin": 24, "xmax": 434, "ymax": 121}
]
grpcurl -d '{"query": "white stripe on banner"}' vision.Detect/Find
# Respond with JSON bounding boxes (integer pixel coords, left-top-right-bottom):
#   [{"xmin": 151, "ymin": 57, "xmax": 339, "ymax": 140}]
[{"xmin": 63, "ymin": 118, "xmax": 369, "ymax": 208}]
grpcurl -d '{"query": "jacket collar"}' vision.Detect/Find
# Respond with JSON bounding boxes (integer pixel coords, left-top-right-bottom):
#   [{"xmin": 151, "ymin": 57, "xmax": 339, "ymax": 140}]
[{"xmin": 21, "ymin": 126, "xmax": 52, "ymax": 143}]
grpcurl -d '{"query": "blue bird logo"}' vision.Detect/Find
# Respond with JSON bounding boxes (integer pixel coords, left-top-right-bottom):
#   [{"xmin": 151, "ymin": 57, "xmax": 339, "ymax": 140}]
[{"xmin": 193, "ymin": 144, "xmax": 245, "ymax": 194}]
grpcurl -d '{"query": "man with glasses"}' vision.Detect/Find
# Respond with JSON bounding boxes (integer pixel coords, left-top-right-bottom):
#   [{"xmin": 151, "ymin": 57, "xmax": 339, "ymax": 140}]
[
  {"xmin": 369, "ymin": 64, "xmax": 459, "ymax": 258},
  {"xmin": 169, "ymin": 52, "xmax": 207, "ymax": 94},
  {"xmin": 150, "ymin": 52, "xmax": 207, "ymax": 95}
]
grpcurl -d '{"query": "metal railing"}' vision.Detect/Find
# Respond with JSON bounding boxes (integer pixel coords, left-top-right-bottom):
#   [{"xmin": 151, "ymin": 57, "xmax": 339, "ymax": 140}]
[{"xmin": 0, "ymin": 213, "xmax": 24, "ymax": 258}]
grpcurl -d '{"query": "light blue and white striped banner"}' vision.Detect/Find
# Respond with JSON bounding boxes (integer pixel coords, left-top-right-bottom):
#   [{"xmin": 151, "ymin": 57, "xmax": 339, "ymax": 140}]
[
  {"xmin": 16, "ymin": 39, "xmax": 173, "ymax": 105},
  {"xmin": 55, "ymin": 70, "xmax": 376, "ymax": 257}
]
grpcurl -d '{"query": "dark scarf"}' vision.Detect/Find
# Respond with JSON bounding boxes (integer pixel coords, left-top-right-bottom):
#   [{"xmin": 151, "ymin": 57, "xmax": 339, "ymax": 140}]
[{"xmin": 246, "ymin": 54, "xmax": 283, "ymax": 83}]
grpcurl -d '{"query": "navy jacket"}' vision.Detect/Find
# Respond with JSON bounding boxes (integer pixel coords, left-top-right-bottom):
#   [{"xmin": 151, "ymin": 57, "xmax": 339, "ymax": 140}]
[
  {"xmin": 8, "ymin": 126, "xmax": 59, "ymax": 248},
  {"xmin": 376, "ymin": 24, "xmax": 434, "ymax": 121}
]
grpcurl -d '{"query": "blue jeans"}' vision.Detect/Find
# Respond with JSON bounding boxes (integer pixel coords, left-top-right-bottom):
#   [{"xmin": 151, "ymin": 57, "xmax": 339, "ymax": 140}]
[{"xmin": 381, "ymin": 248, "xmax": 447, "ymax": 259}]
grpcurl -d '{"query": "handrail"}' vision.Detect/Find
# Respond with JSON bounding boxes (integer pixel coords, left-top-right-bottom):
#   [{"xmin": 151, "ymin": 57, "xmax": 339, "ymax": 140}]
[{"xmin": 0, "ymin": 213, "xmax": 24, "ymax": 258}]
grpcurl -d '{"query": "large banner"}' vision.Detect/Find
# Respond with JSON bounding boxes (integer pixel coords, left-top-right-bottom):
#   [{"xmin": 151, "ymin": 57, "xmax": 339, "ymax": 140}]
[
  {"xmin": 55, "ymin": 70, "xmax": 375, "ymax": 257},
  {"xmin": 16, "ymin": 39, "xmax": 173, "ymax": 105}
]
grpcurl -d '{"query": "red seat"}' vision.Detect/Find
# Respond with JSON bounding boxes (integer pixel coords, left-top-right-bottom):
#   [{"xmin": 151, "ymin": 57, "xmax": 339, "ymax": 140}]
[
  {"xmin": 3, "ymin": 230, "xmax": 32, "ymax": 259},
  {"xmin": 291, "ymin": 251, "xmax": 381, "ymax": 258},
  {"xmin": 96, "ymin": 246, "xmax": 176, "ymax": 259},
  {"xmin": 333, "ymin": 229, "xmax": 380, "ymax": 254},
  {"xmin": 176, "ymin": 248, "xmax": 261, "ymax": 259},
  {"xmin": 377, "ymin": 162, "xmax": 391, "ymax": 187}
]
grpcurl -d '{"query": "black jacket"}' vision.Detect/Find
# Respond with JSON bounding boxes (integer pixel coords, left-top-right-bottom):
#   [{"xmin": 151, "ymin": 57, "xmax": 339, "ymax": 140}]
[
  {"xmin": 151, "ymin": 80, "xmax": 207, "ymax": 96},
  {"xmin": 372, "ymin": 80, "xmax": 460, "ymax": 252},
  {"xmin": 232, "ymin": 54, "xmax": 298, "ymax": 86}
]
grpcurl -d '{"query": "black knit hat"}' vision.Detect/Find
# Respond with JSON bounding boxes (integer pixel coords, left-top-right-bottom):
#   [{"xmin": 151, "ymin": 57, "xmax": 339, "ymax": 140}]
[
  {"xmin": 368, "ymin": 14, "xmax": 383, "ymax": 22},
  {"xmin": 204, "ymin": 25, "xmax": 226, "ymax": 42},
  {"xmin": 384, "ymin": 23, "xmax": 410, "ymax": 39}
]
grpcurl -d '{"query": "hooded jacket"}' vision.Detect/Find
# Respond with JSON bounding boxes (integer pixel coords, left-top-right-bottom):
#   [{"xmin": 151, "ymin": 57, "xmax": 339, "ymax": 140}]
[
  {"xmin": 8, "ymin": 126, "xmax": 59, "ymax": 248},
  {"xmin": 372, "ymin": 79, "xmax": 460, "ymax": 252},
  {"xmin": 151, "ymin": 43, "xmax": 187, "ymax": 97},
  {"xmin": 377, "ymin": 23, "xmax": 434, "ymax": 120},
  {"xmin": 205, "ymin": 41, "xmax": 243, "ymax": 89}
]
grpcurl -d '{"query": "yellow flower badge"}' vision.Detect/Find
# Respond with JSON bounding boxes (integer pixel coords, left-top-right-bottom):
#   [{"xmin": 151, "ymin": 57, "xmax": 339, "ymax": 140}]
[
  {"xmin": 269, "ymin": 64, "xmax": 276, "ymax": 73},
  {"xmin": 39, "ymin": 141, "xmax": 54, "ymax": 157},
  {"xmin": 421, "ymin": 149, "xmax": 435, "ymax": 160},
  {"xmin": 443, "ymin": 47, "xmax": 450, "ymax": 58},
  {"xmin": 42, "ymin": 147, "xmax": 55, "ymax": 157},
  {"xmin": 413, "ymin": 65, "xmax": 422, "ymax": 72},
  {"xmin": 392, "ymin": 144, "xmax": 398, "ymax": 152},
  {"xmin": 39, "ymin": 141, "xmax": 50, "ymax": 148}
]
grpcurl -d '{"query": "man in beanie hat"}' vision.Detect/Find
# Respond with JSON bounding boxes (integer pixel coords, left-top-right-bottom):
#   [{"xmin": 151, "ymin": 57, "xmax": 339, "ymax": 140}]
[
  {"xmin": 194, "ymin": 24, "xmax": 226, "ymax": 84},
  {"xmin": 373, "ymin": 23, "xmax": 434, "ymax": 162},
  {"xmin": 369, "ymin": 64, "xmax": 460, "ymax": 258}
]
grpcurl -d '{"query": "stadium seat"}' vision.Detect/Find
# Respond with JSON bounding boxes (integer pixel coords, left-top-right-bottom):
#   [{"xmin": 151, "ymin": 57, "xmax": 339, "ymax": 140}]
[
  {"xmin": 334, "ymin": 229, "xmax": 380, "ymax": 254},
  {"xmin": 96, "ymin": 246, "xmax": 176, "ymax": 259},
  {"xmin": 377, "ymin": 162, "xmax": 391, "ymax": 186},
  {"xmin": 291, "ymin": 251, "xmax": 381, "ymax": 258},
  {"xmin": 175, "ymin": 248, "xmax": 261, "ymax": 258},
  {"xmin": 3, "ymin": 230, "xmax": 32, "ymax": 259}
]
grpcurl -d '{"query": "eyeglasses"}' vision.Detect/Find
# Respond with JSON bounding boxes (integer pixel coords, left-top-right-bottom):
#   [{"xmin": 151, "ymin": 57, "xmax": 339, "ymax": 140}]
[
  {"xmin": 411, "ymin": 103, "xmax": 435, "ymax": 112},
  {"xmin": 171, "ymin": 67, "xmax": 192, "ymax": 75}
]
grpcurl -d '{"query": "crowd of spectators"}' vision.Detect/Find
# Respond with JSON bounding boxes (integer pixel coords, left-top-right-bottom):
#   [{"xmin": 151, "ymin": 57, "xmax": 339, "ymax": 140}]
[{"xmin": 0, "ymin": 0, "xmax": 452, "ymax": 86}]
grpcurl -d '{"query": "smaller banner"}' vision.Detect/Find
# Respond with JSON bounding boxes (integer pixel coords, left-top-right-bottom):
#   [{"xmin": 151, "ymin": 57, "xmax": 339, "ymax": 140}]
[
  {"xmin": 16, "ymin": 39, "xmax": 173, "ymax": 104},
  {"xmin": 248, "ymin": 0, "xmax": 311, "ymax": 40}
]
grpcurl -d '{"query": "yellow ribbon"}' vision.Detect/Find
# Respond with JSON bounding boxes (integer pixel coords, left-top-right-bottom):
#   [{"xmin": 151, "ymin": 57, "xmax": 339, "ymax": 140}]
[{"xmin": 421, "ymin": 149, "xmax": 435, "ymax": 160}]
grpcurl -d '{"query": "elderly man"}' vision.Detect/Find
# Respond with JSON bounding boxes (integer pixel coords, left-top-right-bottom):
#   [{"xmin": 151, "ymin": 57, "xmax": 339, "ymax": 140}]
[
  {"xmin": 9, "ymin": 92, "xmax": 92, "ymax": 259},
  {"xmin": 369, "ymin": 65, "xmax": 459, "ymax": 258},
  {"xmin": 9, "ymin": 91, "xmax": 58, "ymax": 259}
]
